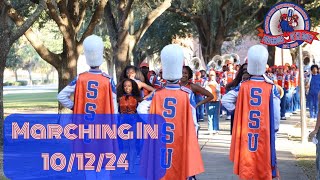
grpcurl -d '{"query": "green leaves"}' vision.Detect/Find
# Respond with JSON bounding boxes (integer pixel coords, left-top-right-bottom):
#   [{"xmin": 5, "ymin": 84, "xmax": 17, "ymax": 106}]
[{"xmin": 135, "ymin": 11, "xmax": 195, "ymax": 59}]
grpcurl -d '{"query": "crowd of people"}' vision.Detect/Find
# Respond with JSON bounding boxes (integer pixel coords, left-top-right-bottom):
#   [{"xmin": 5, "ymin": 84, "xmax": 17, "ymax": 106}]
[
  {"xmin": 120, "ymin": 52, "xmax": 319, "ymax": 135},
  {"xmin": 56, "ymin": 34, "xmax": 320, "ymax": 180}
]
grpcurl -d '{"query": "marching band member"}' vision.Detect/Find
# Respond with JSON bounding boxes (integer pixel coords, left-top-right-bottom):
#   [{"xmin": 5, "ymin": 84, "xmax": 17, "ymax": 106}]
[
  {"xmin": 137, "ymin": 44, "xmax": 204, "ymax": 180},
  {"xmin": 57, "ymin": 35, "xmax": 117, "ymax": 180},
  {"xmin": 221, "ymin": 45, "xmax": 280, "ymax": 180},
  {"xmin": 57, "ymin": 35, "xmax": 117, "ymax": 114}
]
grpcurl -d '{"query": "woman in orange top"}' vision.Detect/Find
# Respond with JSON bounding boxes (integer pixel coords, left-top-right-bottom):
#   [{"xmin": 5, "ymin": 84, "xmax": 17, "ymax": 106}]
[
  {"xmin": 116, "ymin": 78, "xmax": 142, "ymax": 173},
  {"xmin": 117, "ymin": 78, "xmax": 142, "ymax": 114}
]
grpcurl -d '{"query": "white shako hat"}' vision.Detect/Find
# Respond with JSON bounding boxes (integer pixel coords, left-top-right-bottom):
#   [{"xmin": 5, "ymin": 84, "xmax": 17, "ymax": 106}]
[
  {"xmin": 247, "ymin": 45, "xmax": 268, "ymax": 76},
  {"xmin": 83, "ymin": 35, "xmax": 104, "ymax": 67},
  {"xmin": 160, "ymin": 44, "xmax": 184, "ymax": 81}
]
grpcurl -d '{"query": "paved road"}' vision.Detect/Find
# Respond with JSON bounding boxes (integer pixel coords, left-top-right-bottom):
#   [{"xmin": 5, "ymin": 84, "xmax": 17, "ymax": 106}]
[{"xmin": 196, "ymin": 117, "xmax": 309, "ymax": 180}]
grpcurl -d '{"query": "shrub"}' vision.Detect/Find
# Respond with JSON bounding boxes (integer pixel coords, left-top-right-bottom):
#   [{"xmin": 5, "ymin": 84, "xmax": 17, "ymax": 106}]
[
  {"xmin": 32, "ymin": 80, "xmax": 42, "ymax": 85},
  {"xmin": 4, "ymin": 81, "xmax": 14, "ymax": 86},
  {"xmin": 16, "ymin": 80, "xmax": 28, "ymax": 86},
  {"xmin": 43, "ymin": 80, "xmax": 53, "ymax": 84}
]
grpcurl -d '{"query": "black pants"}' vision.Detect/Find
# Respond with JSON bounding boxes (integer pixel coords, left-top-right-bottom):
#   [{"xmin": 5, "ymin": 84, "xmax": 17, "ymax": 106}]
[{"xmin": 230, "ymin": 112, "xmax": 234, "ymax": 135}]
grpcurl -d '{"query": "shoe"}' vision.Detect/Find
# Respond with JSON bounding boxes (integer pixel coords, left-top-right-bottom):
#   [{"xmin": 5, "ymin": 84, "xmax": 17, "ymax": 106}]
[
  {"xmin": 285, "ymin": 113, "xmax": 290, "ymax": 118},
  {"xmin": 292, "ymin": 111, "xmax": 297, "ymax": 114},
  {"xmin": 199, "ymin": 119, "xmax": 204, "ymax": 122},
  {"xmin": 226, "ymin": 115, "xmax": 231, "ymax": 120},
  {"xmin": 281, "ymin": 117, "xmax": 286, "ymax": 120}
]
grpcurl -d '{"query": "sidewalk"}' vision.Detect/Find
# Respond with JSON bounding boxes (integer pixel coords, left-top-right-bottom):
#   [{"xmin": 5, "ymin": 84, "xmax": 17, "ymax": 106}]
[{"xmin": 196, "ymin": 115, "xmax": 312, "ymax": 180}]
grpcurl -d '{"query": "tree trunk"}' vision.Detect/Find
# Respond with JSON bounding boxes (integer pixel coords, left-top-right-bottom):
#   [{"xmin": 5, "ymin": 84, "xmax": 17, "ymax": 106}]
[
  {"xmin": 46, "ymin": 73, "xmax": 50, "ymax": 82},
  {"xmin": 114, "ymin": 35, "xmax": 135, "ymax": 80},
  {"xmin": 0, "ymin": 0, "xmax": 45, "ymax": 146},
  {"xmin": 14, "ymin": 70, "xmax": 18, "ymax": 81},
  {"xmin": 267, "ymin": 46, "xmax": 275, "ymax": 66},
  {"xmin": 195, "ymin": 17, "xmax": 223, "ymax": 64},
  {"xmin": 198, "ymin": 36, "xmax": 223, "ymax": 64},
  {"xmin": 114, "ymin": 53, "xmax": 129, "ymax": 83},
  {"xmin": 104, "ymin": 0, "xmax": 171, "ymax": 80},
  {"xmin": 57, "ymin": 54, "xmax": 77, "ymax": 112},
  {"xmin": 57, "ymin": 58, "xmax": 77, "ymax": 92},
  {"xmin": 116, "ymin": 33, "xmax": 132, "ymax": 63},
  {"xmin": 0, "ymin": 26, "xmax": 10, "ymax": 144},
  {"xmin": 0, "ymin": 60, "xmax": 5, "ymax": 146},
  {"xmin": 211, "ymin": 40, "xmax": 223, "ymax": 59},
  {"xmin": 0, "ymin": 48, "xmax": 9, "ymax": 146},
  {"xmin": 27, "ymin": 69, "xmax": 32, "ymax": 85}
]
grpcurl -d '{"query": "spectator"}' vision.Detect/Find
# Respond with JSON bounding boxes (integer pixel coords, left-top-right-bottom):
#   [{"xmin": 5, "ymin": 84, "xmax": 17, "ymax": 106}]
[{"xmin": 205, "ymin": 70, "xmax": 221, "ymax": 135}]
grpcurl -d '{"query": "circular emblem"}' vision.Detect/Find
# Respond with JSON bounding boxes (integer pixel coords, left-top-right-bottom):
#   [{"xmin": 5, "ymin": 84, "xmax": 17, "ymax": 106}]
[{"xmin": 259, "ymin": 2, "xmax": 317, "ymax": 49}]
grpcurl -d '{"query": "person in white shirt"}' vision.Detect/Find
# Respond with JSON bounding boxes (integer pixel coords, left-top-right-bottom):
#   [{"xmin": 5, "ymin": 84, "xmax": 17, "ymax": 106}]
[{"xmin": 204, "ymin": 70, "xmax": 221, "ymax": 135}]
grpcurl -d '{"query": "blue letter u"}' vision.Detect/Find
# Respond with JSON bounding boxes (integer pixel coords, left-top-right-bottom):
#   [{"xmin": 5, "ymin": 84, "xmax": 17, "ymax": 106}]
[
  {"xmin": 160, "ymin": 148, "xmax": 173, "ymax": 169},
  {"xmin": 248, "ymin": 133, "xmax": 259, "ymax": 152}
]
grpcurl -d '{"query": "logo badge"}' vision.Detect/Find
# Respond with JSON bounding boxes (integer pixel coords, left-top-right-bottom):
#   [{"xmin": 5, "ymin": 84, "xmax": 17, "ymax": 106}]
[{"xmin": 258, "ymin": 2, "xmax": 318, "ymax": 49}]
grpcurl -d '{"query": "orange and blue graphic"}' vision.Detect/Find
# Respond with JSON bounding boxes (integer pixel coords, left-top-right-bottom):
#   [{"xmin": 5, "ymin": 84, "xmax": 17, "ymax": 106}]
[{"xmin": 258, "ymin": 2, "xmax": 318, "ymax": 49}]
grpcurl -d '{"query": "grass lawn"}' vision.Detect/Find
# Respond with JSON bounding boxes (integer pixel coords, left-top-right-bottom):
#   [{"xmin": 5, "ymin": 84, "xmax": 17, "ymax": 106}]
[
  {"xmin": 4, "ymin": 92, "xmax": 58, "ymax": 114},
  {"xmin": 296, "ymin": 153, "xmax": 316, "ymax": 180},
  {"xmin": 2, "ymin": 92, "xmax": 59, "ymax": 179}
]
